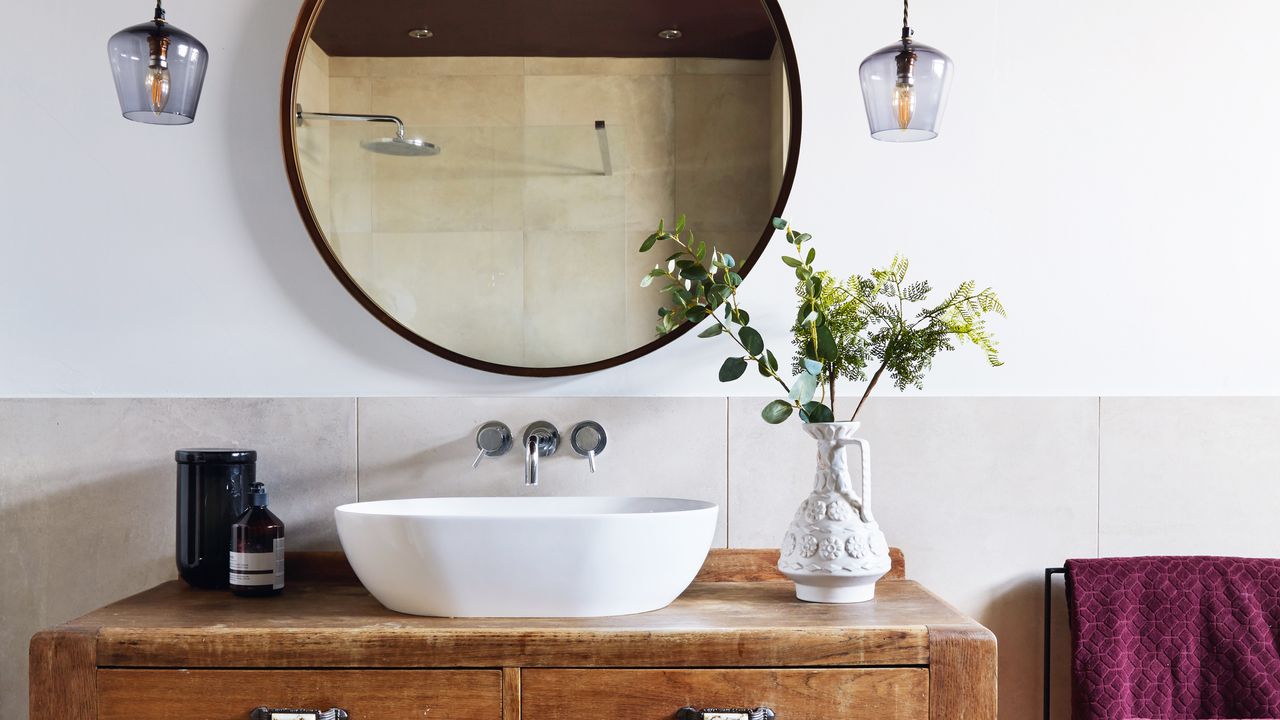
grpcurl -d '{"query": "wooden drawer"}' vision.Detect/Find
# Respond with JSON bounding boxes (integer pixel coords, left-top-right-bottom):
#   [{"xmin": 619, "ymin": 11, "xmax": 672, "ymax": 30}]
[
  {"xmin": 521, "ymin": 668, "xmax": 928, "ymax": 720},
  {"xmin": 98, "ymin": 670, "xmax": 503, "ymax": 720}
]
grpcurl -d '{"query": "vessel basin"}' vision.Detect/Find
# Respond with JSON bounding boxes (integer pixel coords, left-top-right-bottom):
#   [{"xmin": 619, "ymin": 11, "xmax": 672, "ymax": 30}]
[{"xmin": 334, "ymin": 496, "xmax": 719, "ymax": 617}]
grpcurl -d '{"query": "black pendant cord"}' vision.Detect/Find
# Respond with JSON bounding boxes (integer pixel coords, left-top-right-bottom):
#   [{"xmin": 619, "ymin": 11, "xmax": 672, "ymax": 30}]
[
  {"xmin": 901, "ymin": 0, "xmax": 912, "ymax": 41},
  {"xmin": 154, "ymin": 0, "xmax": 166, "ymax": 23}
]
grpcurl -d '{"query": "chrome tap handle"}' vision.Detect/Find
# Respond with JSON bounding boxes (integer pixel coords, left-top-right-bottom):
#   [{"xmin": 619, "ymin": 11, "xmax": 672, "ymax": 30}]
[
  {"xmin": 570, "ymin": 421, "xmax": 607, "ymax": 473},
  {"xmin": 472, "ymin": 421, "xmax": 512, "ymax": 469},
  {"xmin": 521, "ymin": 421, "xmax": 559, "ymax": 486}
]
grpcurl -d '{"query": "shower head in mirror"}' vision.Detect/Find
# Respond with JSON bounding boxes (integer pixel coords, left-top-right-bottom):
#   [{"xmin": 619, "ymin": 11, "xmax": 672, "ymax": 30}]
[
  {"xmin": 295, "ymin": 104, "xmax": 440, "ymax": 157},
  {"xmin": 361, "ymin": 136, "xmax": 441, "ymax": 156}
]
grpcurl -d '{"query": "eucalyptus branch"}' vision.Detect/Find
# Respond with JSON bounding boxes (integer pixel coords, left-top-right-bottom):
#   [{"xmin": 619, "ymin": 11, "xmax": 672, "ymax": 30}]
[{"xmin": 639, "ymin": 216, "xmax": 1004, "ymax": 426}]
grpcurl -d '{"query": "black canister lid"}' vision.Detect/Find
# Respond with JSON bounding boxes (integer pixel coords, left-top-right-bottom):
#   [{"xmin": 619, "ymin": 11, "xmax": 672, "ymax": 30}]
[{"xmin": 175, "ymin": 448, "xmax": 257, "ymax": 464}]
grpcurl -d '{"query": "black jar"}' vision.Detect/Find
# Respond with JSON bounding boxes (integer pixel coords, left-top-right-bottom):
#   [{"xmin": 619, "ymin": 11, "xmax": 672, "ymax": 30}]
[{"xmin": 175, "ymin": 448, "xmax": 255, "ymax": 589}]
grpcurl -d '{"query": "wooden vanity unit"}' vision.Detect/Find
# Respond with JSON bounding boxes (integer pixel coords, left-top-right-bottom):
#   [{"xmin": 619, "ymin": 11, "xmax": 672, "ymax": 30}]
[{"xmin": 31, "ymin": 550, "xmax": 995, "ymax": 720}]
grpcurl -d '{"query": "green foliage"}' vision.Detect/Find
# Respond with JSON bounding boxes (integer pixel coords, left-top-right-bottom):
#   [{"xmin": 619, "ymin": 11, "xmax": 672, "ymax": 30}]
[
  {"xmin": 638, "ymin": 215, "xmax": 1005, "ymax": 425},
  {"xmin": 638, "ymin": 215, "xmax": 832, "ymax": 424}
]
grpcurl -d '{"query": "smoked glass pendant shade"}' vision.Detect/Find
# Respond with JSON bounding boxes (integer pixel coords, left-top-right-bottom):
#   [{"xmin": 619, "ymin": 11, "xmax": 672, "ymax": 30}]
[
  {"xmin": 108, "ymin": 6, "xmax": 208, "ymax": 125},
  {"xmin": 858, "ymin": 39, "xmax": 952, "ymax": 142}
]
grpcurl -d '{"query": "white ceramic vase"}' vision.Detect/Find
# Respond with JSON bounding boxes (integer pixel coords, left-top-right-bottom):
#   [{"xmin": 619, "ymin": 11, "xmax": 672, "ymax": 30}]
[{"xmin": 778, "ymin": 421, "xmax": 891, "ymax": 603}]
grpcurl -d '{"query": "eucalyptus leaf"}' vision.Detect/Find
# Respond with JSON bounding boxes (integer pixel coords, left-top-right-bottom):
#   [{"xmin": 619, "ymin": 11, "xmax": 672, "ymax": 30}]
[
  {"xmin": 639, "ymin": 234, "xmax": 659, "ymax": 252},
  {"xmin": 739, "ymin": 326, "xmax": 764, "ymax": 356},
  {"xmin": 800, "ymin": 401, "xmax": 835, "ymax": 423},
  {"xmin": 803, "ymin": 357, "xmax": 823, "ymax": 375},
  {"xmin": 722, "ymin": 253, "xmax": 736, "ymax": 269},
  {"xmin": 674, "ymin": 214, "xmax": 686, "ymax": 233},
  {"xmin": 781, "ymin": 256, "xmax": 802, "ymax": 268},
  {"xmin": 816, "ymin": 324, "xmax": 837, "ymax": 359},
  {"xmin": 683, "ymin": 264, "xmax": 709, "ymax": 281},
  {"xmin": 726, "ymin": 272, "xmax": 743, "ymax": 288},
  {"xmin": 718, "ymin": 357, "xmax": 748, "ymax": 382},
  {"xmin": 761, "ymin": 400, "xmax": 794, "ymax": 424},
  {"xmin": 771, "ymin": 217, "xmax": 788, "ymax": 230},
  {"xmin": 766, "ymin": 349, "xmax": 779, "ymax": 371},
  {"xmin": 788, "ymin": 372, "xmax": 817, "ymax": 404},
  {"xmin": 697, "ymin": 324, "xmax": 724, "ymax": 338}
]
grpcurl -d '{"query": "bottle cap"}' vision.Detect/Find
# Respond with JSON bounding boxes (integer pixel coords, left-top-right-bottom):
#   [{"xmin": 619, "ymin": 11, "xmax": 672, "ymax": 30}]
[{"xmin": 248, "ymin": 481, "xmax": 269, "ymax": 507}]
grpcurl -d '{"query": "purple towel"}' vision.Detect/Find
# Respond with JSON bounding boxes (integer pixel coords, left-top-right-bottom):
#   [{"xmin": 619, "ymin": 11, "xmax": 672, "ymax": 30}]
[{"xmin": 1066, "ymin": 556, "xmax": 1280, "ymax": 720}]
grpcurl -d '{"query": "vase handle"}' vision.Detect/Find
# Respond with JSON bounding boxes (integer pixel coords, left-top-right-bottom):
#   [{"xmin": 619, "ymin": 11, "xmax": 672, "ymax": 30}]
[{"xmin": 846, "ymin": 437, "xmax": 873, "ymax": 523}]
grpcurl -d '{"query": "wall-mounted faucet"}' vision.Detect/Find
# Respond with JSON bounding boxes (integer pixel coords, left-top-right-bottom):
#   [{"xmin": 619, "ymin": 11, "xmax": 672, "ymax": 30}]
[
  {"xmin": 521, "ymin": 421, "xmax": 559, "ymax": 486},
  {"xmin": 472, "ymin": 419, "xmax": 604, "ymax": 483}
]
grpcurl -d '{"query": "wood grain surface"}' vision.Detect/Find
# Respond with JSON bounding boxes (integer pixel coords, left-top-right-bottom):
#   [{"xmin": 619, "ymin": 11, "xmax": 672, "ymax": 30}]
[
  {"xmin": 29, "ymin": 628, "xmax": 97, "ymax": 720},
  {"xmin": 86, "ymin": 578, "xmax": 957, "ymax": 668},
  {"xmin": 98, "ymin": 669, "xmax": 502, "ymax": 720},
  {"xmin": 522, "ymin": 668, "xmax": 929, "ymax": 720},
  {"xmin": 32, "ymin": 547, "xmax": 996, "ymax": 720},
  {"xmin": 928, "ymin": 624, "xmax": 998, "ymax": 720}
]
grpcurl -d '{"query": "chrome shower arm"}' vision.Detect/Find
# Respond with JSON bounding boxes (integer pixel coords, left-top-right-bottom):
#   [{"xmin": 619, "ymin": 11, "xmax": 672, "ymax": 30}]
[{"xmin": 295, "ymin": 104, "xmax": 406, "ymax": 139}]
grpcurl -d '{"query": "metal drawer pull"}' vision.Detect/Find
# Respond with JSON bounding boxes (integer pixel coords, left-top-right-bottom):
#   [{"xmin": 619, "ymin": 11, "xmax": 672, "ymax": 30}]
[
  {"xmin": 677, "ymin": 707, "xmax": 775, "ymax": 720},
  {"xmin": 251, "ymin": 708, "xmax": 349, "ymax": 720}
]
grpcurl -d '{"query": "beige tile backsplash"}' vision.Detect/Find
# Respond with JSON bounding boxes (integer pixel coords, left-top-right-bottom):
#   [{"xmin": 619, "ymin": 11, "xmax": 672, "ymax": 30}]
[
  {"xmin": 0, "ymin": 398, "xmax": 355, "ymax": 720},
  {"xmin": 2, "ymin": 395, "xmax": 1275, "ymax": 720}
]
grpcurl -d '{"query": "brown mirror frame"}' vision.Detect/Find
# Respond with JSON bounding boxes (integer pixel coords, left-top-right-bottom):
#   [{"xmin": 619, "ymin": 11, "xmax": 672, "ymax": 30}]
[{"xmin": 280, "ymin": 0, "xmax": 802, "ymax": 377}]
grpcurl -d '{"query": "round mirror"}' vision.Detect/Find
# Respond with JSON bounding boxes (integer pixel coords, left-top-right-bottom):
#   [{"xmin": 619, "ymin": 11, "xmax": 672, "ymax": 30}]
[{"xmin": 282, "ymin": 0, "xmax": 801, "ymax": 376}]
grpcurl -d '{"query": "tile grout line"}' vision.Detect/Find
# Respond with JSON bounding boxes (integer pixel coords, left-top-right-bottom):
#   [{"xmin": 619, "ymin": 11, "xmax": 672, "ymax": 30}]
[
  {"xmin": 724, "ymin": 396, "xmax": 730, "ymax": 548},
  {"xmin": 354, "ymin": 397, "xmax": 361, "ymax": 502},
  {"xmin": 1095, "ymin": 396, "xmax": 1102, "ymax": 558}
]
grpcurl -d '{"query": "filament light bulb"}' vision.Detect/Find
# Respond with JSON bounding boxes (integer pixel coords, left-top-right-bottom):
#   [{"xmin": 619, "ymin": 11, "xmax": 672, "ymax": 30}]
[
  {"xmin": 145, "ymin": 33, "xmax": 171, "ymax": 115},
  {"xmin": 892, "ymin": 46, "xmax": 918, "ymax": 131},
  {"xmin": 145, "ymin": 65, "xmax": 170, "ymax": 114},
  {"xmin": 893, "ymin": 82, "xmax": 915, "ymax": 129}
]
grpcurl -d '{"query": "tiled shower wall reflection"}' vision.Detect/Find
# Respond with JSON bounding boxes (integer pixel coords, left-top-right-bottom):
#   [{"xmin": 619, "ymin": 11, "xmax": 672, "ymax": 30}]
[
  {"xmin": 4, "ymin": 396, "xmax": 1279, "ymax": 719},
  {"xmin": 296, "ymin": 43, "xmax": 785, "ymax": 366}
]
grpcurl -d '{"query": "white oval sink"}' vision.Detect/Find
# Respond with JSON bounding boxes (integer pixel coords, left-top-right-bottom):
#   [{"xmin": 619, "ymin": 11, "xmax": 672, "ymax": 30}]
[{"xmin": 335, "ymin": 496, "xmax": 719, "ymax": 617}]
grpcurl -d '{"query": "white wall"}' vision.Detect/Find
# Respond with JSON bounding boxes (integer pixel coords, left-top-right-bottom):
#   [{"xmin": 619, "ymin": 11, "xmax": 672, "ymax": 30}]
[{"xmin": 3, "ymin": 0, "xmax": 1279, "ymax": 397}]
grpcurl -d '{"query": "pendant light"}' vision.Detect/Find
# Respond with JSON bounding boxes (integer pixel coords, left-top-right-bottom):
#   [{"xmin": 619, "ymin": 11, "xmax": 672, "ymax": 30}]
[
  {"xmin": 108, "ymin": 0, "xmax": 209, "ymax": 125},
  {"xmin": 858, "ymin": 0, "xmax": 952, "ymax": 142}
]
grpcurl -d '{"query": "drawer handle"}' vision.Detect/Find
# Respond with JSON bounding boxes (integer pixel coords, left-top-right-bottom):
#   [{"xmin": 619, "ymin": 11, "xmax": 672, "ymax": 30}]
[
  {"xmin": 677, "ymin": 707, "xmax": 775, "ymax": 720},
  {"xmin": 251, "ymin": 708, "xmax": 350, "ymax": 720}
]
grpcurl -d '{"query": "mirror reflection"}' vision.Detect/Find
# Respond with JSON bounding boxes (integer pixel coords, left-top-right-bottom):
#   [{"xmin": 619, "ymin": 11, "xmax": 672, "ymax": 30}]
[{"xmin": 292, "ymin": 0, "xmax": 796, "ymax": 371}]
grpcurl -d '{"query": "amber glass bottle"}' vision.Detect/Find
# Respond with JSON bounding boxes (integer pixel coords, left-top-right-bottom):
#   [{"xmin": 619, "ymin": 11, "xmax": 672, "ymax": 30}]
[{"xmin": 229, "ymin": 482, "xmax": 284, "ymax": 596}]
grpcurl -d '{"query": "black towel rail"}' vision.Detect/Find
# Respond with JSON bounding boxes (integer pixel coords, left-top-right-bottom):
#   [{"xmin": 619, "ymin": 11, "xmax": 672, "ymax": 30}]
[{"xmin": 1044, "ymin": 566, "xmax": 1067, "ymax": 720}]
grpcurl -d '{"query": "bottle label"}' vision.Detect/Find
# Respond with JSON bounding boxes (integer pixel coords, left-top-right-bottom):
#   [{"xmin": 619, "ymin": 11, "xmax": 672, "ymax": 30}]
[{"xmin": 230, "ymin": 537, "xmax": 284, "ymax": 589}]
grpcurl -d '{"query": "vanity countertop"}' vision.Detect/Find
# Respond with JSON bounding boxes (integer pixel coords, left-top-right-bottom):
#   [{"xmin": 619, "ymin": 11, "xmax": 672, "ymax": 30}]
[
  {"xmin": 42, "ymin": 549, "xmax": 984, "ymax": 669},
  {"xmin": 32, "ymin": 549, "xmax": 997, "ymax": 720}
]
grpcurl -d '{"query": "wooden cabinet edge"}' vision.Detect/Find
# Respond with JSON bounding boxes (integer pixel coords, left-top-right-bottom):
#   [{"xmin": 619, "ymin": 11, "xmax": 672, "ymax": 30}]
[
  {"xmin": 30, "ymin": 627, "xmax": 98, "ymax": 720},
  {"xmin": 502, "ymin": 668, "xmax": 520, "ymax": 720},
  {"xmin": 93, "ymin": 626, "xmax": 932, "ymax": 668},
  {"xmin": 927, "ymin": 624, "xmax": 997, "ymax": 720}
]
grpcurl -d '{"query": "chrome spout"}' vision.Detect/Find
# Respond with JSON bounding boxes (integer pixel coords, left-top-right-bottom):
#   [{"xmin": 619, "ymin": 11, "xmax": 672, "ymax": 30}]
[
  {"xmin": 525, "ymin": 434, "xmax": 540, "ymax": 486},
  {"xmin": 521, "ymin": 421, "xmax": 559, "ymax": 486}
]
